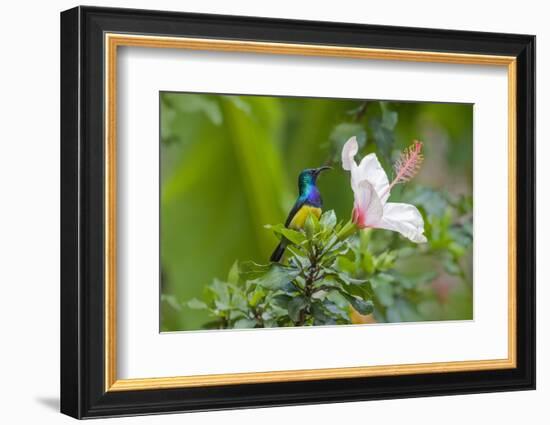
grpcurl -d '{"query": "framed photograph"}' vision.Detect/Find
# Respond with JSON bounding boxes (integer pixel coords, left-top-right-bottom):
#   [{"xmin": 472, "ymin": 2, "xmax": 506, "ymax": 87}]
[{"xmin": 60, "ymin": 6, "xmax": 535, "ymax": 419}]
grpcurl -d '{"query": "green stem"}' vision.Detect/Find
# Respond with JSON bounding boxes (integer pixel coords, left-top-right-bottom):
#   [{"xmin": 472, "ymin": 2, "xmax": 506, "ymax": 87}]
[{"xmin": 295, "ymin": 241, "xmax": 323, "ymax": 326}]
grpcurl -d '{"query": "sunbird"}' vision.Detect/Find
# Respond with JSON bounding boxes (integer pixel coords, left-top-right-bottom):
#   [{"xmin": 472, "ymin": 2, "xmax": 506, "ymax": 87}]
[{"xmin": 270, "ymin": 166, "xmax": 331, "ymax": 262}]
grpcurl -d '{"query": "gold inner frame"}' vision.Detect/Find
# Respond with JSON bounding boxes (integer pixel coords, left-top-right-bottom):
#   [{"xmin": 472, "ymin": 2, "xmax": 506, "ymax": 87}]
[{"xmin": 104, "ymin": 33, "xmax": 517, "ymax": 392}]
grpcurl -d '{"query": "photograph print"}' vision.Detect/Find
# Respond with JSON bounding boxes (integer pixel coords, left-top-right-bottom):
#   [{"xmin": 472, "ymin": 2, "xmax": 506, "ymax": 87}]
[{"xmin": 159, "ymin": 92, "xmax": 473, "ymax": 332}]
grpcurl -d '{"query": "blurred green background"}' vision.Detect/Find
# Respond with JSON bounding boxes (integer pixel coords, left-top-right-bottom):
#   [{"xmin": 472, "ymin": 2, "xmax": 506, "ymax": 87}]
[{"xmin": 160, "ymin": 92, "xmax": 473, "ymax": 332}]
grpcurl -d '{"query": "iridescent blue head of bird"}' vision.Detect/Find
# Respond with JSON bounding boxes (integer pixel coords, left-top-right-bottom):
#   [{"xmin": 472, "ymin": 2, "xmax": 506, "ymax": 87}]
[
  {"xmin": 298, "ymin": 166, "xmax": 331, "ymax": 194},
  {"xmin": 269, "ymin": 165, "xmax": 331, "ymax": 263}
]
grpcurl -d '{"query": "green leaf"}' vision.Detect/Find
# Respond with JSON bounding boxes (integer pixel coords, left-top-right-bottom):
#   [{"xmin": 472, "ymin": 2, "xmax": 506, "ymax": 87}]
[
  {"xmin": 280, "ymin": 280, "xmax": 302, "ymax": 295},
  {"xmin": 288, "ymin": 296, "xmax": 307, "ymax": 323},
  {"xmin": 239, "ymin": 261, "xmax": 271, "ymax": 280},
  {"xmin": 342, "ymin": 293, "xmax": 373, "ymax": 315},
  {"xmin": 233, "ymin": 318, "xmax": 257, "ymax": 328},
  {"xmin": 361, "ymin": 250, "xmax": 375, "ymax": 275},
  {"xmin": 272, "ymin": 294, "xmax": 293, "ymax": 309},
  {"xmin": 313, "ymin": 275, "xmax": 342, "ymax": 291},
  {"xmin": 164, "ymin": 93, "xmax": 223, "ymax": 126},
  {"xmin": 444, "ymin": 259, "xmax": 462, "ymax": 275},
  {"xmin": 373, "ymin": 251, "xmax": 397, "ymax": 271},
  {"xmin": 279, "ymin": 228, "xmax": 306, "ymax": 245},
  {"xmin": 322, "ymin": 299, "xmax": 349, "ymax": 321},
  {"xmin": 227, "ymin": 260, "xmax": 240, "ymax": 285},
  {"xmin": 231, "ymin": 289, "xmax": 248, "ymax": 311},
  {"xmin": 311, "ymin": 302, "xmax": 334, "ymax": 325},
  {"xmin": 304, "ymin": 213, "xmax": 319, "ymax": 239},
  {"xmin": 319, "ymin": 210, "xmax": 337, "ymax": 231},
  {"xmin": 448, "ymin": 242, "xmax": 466, "ymax": 258},
  {"xmin": 370, "ymin": 120, "xmax": 394, "ymax": 164},
  {"xmin": 161, "ymin": 294, "xmax": 182, "ymax": 311},
  {"xmin": 385, "ymin": 299, "xmax": 422, "ymax": 323},
  {"xmin": 336, "ymin": 256, "xmax": 356, "ymax": 274},
  {"xmin": 338, "ymin": 273, "xmax": 369, "ymax": 286},
  {"xmin": 369, "ymin": 103, "xmax": 398, "ymax": 164},
  {"xmin": 251, "ymin": 264, "xmax": 299, "ymax": 290},
  {"xmin": 264, "ymin": 223, "xmax": 282, "ymax": 231},
  {"xmin": 225, "ymin": 96, "xmax": 251, "ymax": 115},
  {"xmin": 340, "ymin": 278, "xmax": 374, "ymax": 300},
  {"xmin": 371, "ymin": 273, "xmax": 393, "ymax": 307},
  {"xmin": 288, "ymin": 253, "xmax": 310, "ymax": 270},
  {"xmin": 323, "ymin": 267, "xmax": 368, "ymax": 286},
  {"xmin": 404, "ymin": 186, "xmax": 449, "ymax": 217},
  {"xmin": 380, "ymin": 101, "xmax": 398, "ymax": 130},
  {"xmin": 371, "ymin": 272, "xmax": 395, "ymax": 285},
  {"xmin": 386, "ymin": 306, "xmax": 403, "ymax": 322},
  {"xmin": 187, "ymin": 298, "xmax": 207, "ymax": 310},
  {"xmin": 229, "ymin": 309, "xmax": 246, "ymax": 321},
  {"xmin": 160, "ymin": 103, "xmax": 177, "ymax": 144},
  {"xmin": 336, "ymin": 220, "xmax": 357, "ymax": 241},
  {"xmin": 208, "ymin": 279, "xmax": 231, "ymax": 307},
  {"xmin": 417, "ymin": 300, "xmax": 442, "ymax": 319},
  {"xmin": 248, "ymin": 286, "xmax": 265, "ymax": 307}
]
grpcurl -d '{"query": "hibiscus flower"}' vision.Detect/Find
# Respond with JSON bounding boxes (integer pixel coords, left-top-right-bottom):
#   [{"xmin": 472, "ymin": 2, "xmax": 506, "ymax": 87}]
[{"xmin": 341, "ymin": 136, "xmax": 427, "ymax": 243}]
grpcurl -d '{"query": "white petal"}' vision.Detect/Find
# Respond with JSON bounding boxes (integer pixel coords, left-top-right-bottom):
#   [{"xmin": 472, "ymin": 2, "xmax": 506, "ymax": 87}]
[
  {"xmin": 376, "ymin": 202, "xmax": 427, "ymax": 243},
  {"xmin": 341, "ymin": 136, "xmax": 358, "ymax": 171},
  {"xmin": 352, "ymin": 180, "xmax": 383, "ymax": 228},
  {"xmin": 355, "ymin": 153, "xmax": 391, "ymax": 203}
]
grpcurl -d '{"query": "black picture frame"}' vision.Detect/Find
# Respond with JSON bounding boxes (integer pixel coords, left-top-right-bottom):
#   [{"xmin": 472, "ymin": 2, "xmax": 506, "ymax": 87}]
[{"xmin": 60, "ymin": 5, "xmax": 535, "ymax": 419}]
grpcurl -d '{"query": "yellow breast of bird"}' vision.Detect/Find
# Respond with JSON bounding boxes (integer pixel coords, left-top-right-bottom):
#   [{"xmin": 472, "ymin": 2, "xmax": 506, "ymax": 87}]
[{"xmin": 289, "ymin": 205, "xmax": 322, "ymax": 230}]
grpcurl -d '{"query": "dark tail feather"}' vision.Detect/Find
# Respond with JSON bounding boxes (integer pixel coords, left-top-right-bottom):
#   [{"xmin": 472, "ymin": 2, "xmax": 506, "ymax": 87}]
[{"xmin": 270, "ymin": 241, "xmax": 287, "ymax": 262}]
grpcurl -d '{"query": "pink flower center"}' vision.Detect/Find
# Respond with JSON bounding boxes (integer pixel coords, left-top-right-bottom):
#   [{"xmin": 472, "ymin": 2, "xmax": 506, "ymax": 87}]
[{"xmin": 352, "ymin": 205, "xmax": 367, "ymax": 228}]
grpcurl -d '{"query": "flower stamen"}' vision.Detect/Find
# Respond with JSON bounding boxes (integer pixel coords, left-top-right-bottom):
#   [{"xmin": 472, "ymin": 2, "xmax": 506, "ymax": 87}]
[{"xmin": 389, "ymin": 140, "xmax": 424, "ymax": 190}]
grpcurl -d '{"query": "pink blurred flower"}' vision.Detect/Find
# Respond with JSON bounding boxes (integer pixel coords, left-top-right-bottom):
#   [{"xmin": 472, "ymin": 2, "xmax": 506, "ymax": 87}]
[{"xmin": 342, "ymin": 137, "xmax": 427, "ymax": 243}]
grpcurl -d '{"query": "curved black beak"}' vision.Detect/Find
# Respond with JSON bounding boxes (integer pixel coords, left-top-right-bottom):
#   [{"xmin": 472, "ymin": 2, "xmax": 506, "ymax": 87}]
[{"xmin": 314, "ymin": 165, "xmax": 332, "ymax": 176}]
